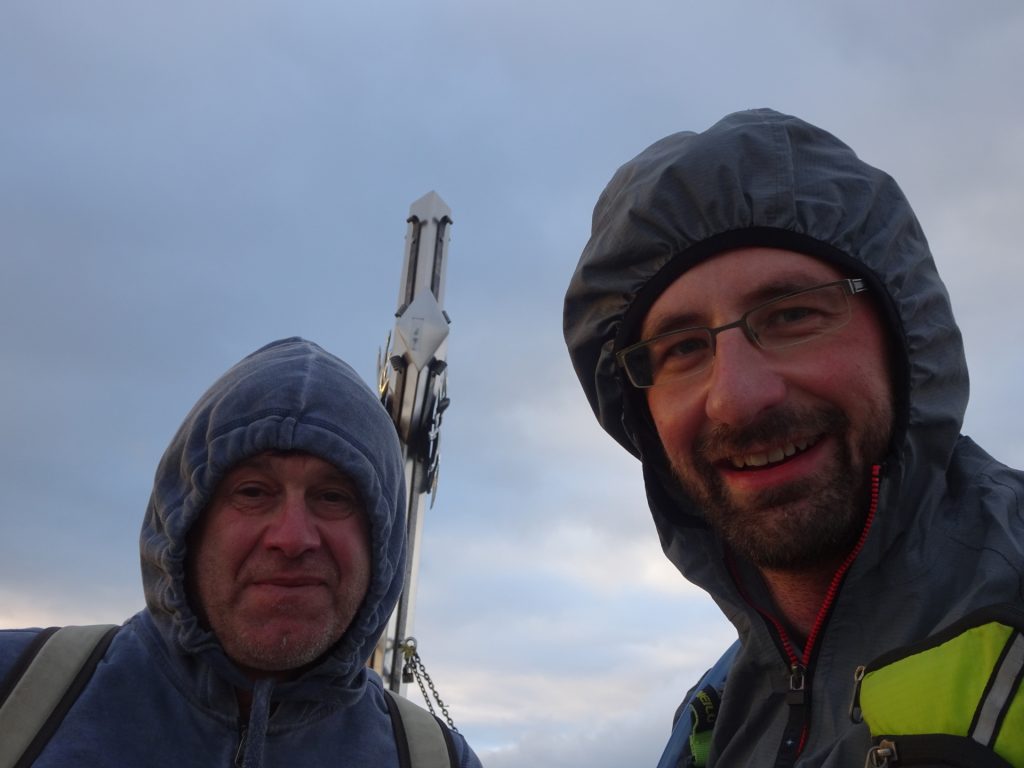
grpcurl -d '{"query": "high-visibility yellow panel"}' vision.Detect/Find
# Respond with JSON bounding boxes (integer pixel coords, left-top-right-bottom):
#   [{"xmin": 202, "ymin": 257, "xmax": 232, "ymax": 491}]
[{"xmin": 860, "ymin": 623, "xmax": 1013, "ymax": 736}]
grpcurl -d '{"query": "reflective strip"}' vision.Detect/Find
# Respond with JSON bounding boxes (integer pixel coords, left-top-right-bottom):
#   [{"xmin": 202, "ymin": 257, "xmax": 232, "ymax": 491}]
[{"xmin": 972, "ymin": 632, "xmax": 1024, "ymax": 747}]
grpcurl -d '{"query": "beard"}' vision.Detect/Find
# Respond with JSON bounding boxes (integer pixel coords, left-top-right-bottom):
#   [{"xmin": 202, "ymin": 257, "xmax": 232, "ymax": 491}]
[{"xmin": 670, "ymin": 404, "xmax": 890, "ymax": 571}]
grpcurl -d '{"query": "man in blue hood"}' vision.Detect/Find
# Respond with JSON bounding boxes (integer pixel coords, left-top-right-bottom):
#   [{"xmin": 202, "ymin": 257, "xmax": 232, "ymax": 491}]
[
  {"xmin": 0, "ymin": 337, "xmax": 482, "ymax": 768},
  {"xmin": 564, "ymin": 110, "xmax": 1024, "ymax": 766}
]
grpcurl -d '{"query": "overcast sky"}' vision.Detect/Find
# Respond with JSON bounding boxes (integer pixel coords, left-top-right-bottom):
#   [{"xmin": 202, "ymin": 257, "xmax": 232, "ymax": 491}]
[{"xmin": 2, "ymin": 2, "xmax": 1022, "ymax": 766}]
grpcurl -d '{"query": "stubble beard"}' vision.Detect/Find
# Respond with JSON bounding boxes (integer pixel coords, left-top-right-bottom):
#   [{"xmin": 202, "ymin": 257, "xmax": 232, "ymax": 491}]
[
  {"xmin": 671, "ymin": 405, "xmax": 890, "ymax": 571},
  {"xmin": 202, "ymin": 557, "xmax": 370, "ymax": 676},
  {"xmin": 222, "ymin": 597, "xmax": 356, "ymax": 674}
]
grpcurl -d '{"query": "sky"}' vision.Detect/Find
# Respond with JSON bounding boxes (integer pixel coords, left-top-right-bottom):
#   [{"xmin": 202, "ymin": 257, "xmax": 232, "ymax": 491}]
[{"xmin": 2, "ymin": 2, "xmax": 1023, "ymax": 765}]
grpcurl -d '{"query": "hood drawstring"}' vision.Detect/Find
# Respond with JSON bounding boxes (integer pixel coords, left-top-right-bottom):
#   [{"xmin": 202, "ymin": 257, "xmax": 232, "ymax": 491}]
[{"xmin": 240, "ymin": 679, "xmax": 274, "ymax": 768}]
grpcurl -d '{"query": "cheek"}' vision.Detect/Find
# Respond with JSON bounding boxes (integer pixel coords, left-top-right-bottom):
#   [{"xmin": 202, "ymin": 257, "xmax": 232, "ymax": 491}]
[
  {"xmin": 325, "ymin": 516, "xmax": 373, "ymax": 573},
  {"xmin": 839, "ymin": 308, "xmax": 896, "ymax": 412},
  {"xmin": 189, "ymin": 518, "xmax": 249, "ymax": 600},
  {"xmin": 646, "ymin": 389, "xmax": 702, "ymax": 461},
  {"xmin": 187, "ymin": 537, "xmax": 224, "ymax": 621},
  {"xmin": 801, "ymin": 345, "xmax": 894, "ymax": 440}
]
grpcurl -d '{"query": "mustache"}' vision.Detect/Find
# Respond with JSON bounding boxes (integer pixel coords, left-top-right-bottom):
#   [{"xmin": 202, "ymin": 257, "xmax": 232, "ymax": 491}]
[{"xmin": 694, "ymin": 406, "xmax": 847, "ymax": 462}]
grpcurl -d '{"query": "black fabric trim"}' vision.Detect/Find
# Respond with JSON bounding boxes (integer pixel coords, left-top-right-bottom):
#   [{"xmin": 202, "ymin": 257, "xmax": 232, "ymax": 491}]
[
  {"xmin": 16, "ymin": 625, "xmax": 121, "ymax": 768},
  {"xmin": 384, "ymin": 689, "xmax": 413, "ymax": 768},
  {"xmin": 874, "ymin": 733, "xmax": 1013, "ymax": 767},
  {"xmin": 0, "ymin": 627, "xmax": 59, "ymax": 707},
  {"xmin": 433, "ymin": 714, "xmax": 459, "ymax": 768},
  {"xmin": 864, "ymin": 603, "xmax": 1024, "ymax": 674}
]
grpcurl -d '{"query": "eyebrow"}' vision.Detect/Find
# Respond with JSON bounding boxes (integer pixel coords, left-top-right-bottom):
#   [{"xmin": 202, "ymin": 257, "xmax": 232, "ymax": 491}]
[
  {"xmin": 230, "ymin": 455, "xmax": 274, "ymax": 473},
  {"xmin": 642, "ymin": 274, "xmax": 839, "ymax": 339},
  {"xmin": 227, "ymin": 453, "xmax": 356, "ymax": 485}
]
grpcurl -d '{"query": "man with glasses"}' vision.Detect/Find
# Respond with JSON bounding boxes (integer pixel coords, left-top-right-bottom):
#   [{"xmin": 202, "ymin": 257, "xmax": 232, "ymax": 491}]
[{"xmin": 564, "ymin": 110, "xmax": 1024, "ymax": 766}]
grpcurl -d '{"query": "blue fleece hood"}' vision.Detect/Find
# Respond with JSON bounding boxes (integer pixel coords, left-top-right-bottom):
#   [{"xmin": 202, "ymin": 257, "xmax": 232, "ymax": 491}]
[{"xmin": 140, "ymin": 337, "xmax": 406, "ymax": 698}]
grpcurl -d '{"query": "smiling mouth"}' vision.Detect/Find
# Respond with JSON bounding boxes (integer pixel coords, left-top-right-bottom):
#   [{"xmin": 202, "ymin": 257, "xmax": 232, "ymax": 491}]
[{"xmin": 727, "ymin": 436, "xmax": 820, "ymax": 470}]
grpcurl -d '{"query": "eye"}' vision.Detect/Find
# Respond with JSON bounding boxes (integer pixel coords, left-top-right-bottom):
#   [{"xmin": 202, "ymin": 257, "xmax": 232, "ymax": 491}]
[
  {"xmin": 319, "ymin": 489, "xmax": 356, "ymax": 504},
  {"xmin": 770, "ymin": 306, "xmax": 817, "ymax": 325},
  {"xmin": 753, "ymin": 286, "xmax": 846, "ymax": 343},
  {"xmin": 646, "ymin": 329, "xmax": 712, "ymax": 377},
  {"xmin": 757, "ymin": 302, "xmax": 837, "ymax": 343},
  {"xmin": 237, "ymin": 484, "xmax": 268, "ymax": 498},
  {"xmin": 311, "ymin": 486, "xmax": 363, "ymax": 519},
  {"xmin": 225, "ymin": 482, "xmax": 277, "ymax": 514},
  {"xmin": 666, "ymin": 335, "xmax": 710, "ymax": 357}
]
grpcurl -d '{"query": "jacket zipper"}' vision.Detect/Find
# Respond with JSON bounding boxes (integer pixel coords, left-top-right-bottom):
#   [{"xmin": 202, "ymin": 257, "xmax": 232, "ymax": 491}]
[
  {"xmin": 234, "ymin": 724, "xmax": 248, "ymax": 768},
  {"xmin": 758, "ymin": 464, "xmax": 883, "ymax": 766}
]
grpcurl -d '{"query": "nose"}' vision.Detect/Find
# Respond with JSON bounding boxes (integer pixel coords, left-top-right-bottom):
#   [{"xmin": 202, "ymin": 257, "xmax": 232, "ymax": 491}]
[
  {"xmin": 703, "ymin": 329, "xmax": 786, "ymax": 427},
  {"xmin": 262, "ymin": 493, "xmax": 320, "ymax": 557}
]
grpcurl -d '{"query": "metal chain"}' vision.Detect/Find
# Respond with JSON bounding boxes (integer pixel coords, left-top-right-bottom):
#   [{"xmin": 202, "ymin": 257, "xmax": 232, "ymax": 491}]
[{"xmin": 400, "ymin": 637, "xmax": 458, "ymax": 732}]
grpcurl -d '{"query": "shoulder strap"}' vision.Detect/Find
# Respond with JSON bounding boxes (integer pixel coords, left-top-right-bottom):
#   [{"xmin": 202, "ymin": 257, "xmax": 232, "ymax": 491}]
[
  {"xmin": 657, "ymin": 639, "xmax": 741, "ymax": 768},
  {"xmin": 383, "ymin": 689, "xmax": 458, "ymax": 768},
  {"xmin": 0, "ymin": 624, "xmax": 119, "ymax": 768}
]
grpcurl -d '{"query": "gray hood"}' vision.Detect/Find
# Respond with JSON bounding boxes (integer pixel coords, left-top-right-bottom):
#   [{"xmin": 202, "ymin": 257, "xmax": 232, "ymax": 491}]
[
  {"xmin": 139, "ymin": 337, "xmax": 406, "ymax": 699},
  {"xmin": 564, "ymin": 107, "xmax": 968, "ymax": 596}
]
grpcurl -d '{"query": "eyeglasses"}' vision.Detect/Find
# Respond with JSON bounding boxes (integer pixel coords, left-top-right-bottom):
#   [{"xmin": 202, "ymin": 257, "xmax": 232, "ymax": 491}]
[{"xmin": 616, "ymin": 279, "xmax": 868, "ymax": 389}]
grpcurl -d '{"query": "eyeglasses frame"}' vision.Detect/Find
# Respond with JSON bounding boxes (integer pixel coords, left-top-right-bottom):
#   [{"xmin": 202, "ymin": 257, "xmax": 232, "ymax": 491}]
[{"xmin": 615, "ymin": 278, "xmax": 868, "ymax": 389}]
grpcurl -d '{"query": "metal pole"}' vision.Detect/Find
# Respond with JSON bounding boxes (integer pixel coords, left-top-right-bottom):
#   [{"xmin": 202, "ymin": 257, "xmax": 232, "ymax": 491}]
[{"xmin": 372, "ymin": 191, "xmax": 452, "ymax": 693}]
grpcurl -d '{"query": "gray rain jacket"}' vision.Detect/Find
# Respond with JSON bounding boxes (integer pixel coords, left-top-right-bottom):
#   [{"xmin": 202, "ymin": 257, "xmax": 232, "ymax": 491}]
[
  {"xmin": 563, "ymin": 109, "xmax": 1024, "ymax": 766},
  {"xmin": 0, "ymin": 338, "xmax": 481, "ymax": 768}
]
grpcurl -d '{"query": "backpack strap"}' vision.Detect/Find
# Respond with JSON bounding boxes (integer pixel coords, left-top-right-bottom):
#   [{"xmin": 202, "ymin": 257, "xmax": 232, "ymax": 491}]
[
  {"xmin": 0, "ymin": 624, "xmax": 119, "ymax": 768},
  {"xmin": 384, "ymin": 689, "xmax": 458, "ymax": 768},
  {"xmin": 657, "ymin": 639, "xmax": 740, "ymax": 768}
]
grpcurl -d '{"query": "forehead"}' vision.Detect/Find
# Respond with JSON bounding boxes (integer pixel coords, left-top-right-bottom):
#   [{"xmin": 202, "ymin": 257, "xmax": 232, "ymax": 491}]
[
  {"xmin": 641, "ymin": 247, "xmax": 845, "ymax": 336},
  {"xmin": 221, "ymin": 451, "xmax": 356, "ymax": 485}
]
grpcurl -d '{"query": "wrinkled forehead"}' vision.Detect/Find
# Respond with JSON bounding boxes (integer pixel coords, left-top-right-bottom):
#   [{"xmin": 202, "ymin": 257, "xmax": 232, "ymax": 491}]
[
  {"xmin": 221, "ymin": 449, "xmax": 356, "ymax": 481},
  {"xmin": 640, "ymin": 247, "xmax": 847, "ymax": 337}
]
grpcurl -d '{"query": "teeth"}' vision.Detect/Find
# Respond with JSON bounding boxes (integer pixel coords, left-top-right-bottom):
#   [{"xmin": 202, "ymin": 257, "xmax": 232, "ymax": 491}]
[{"xmin": 729, "ymin": 437, "xmax": 814, "ymax": 469}]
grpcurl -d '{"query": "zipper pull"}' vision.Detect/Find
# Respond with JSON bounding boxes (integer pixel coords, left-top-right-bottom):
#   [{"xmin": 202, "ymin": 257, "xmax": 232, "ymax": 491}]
[
  {"xmin": 786, "ymin": 663, "xmax": 806, "ymax": 705},
  {"xmin": 849, "ymin": 665, "xmax": 866, "ymax": 723},
  {"xmin": 864, "ymin": 738, "xmax": 898, "ymax": 767}
]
